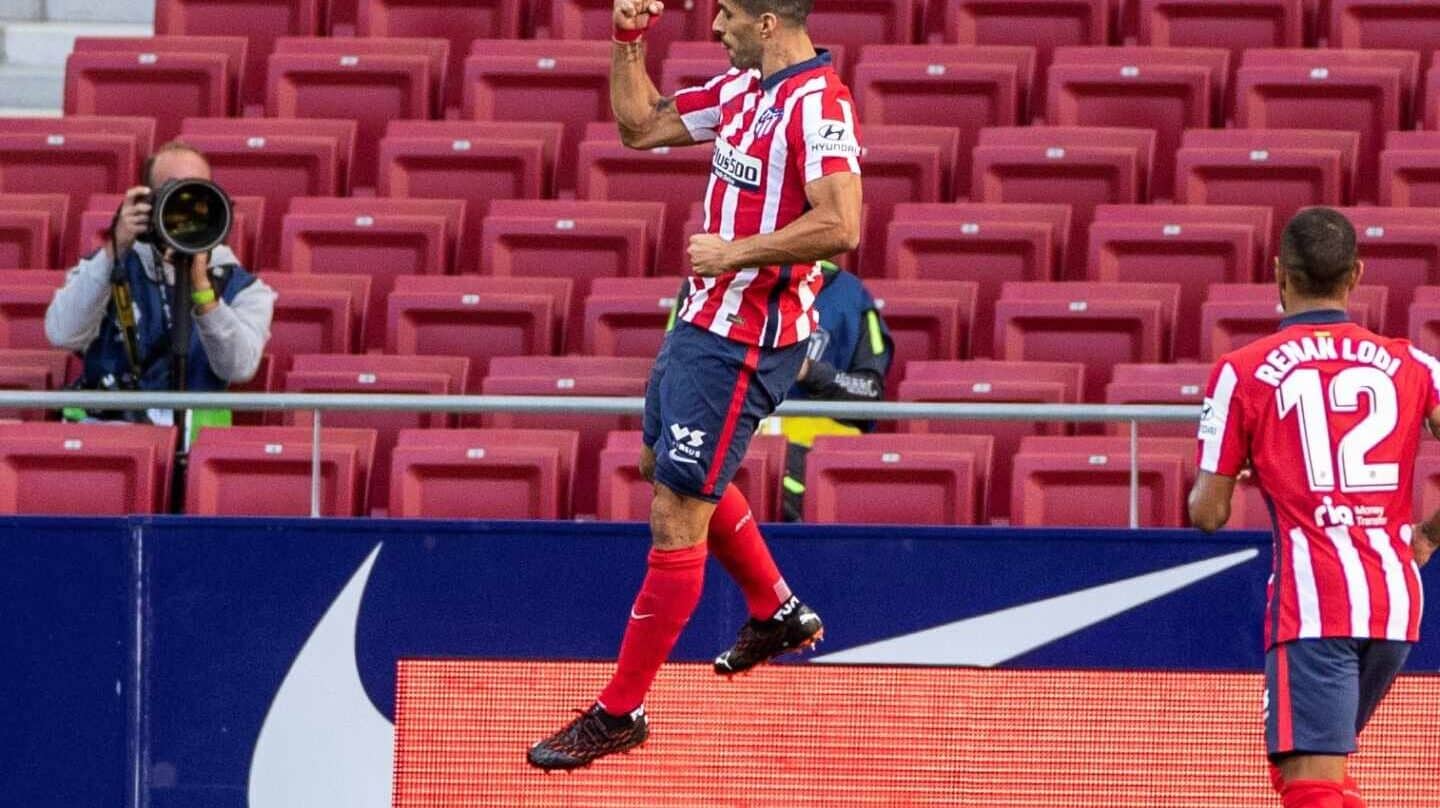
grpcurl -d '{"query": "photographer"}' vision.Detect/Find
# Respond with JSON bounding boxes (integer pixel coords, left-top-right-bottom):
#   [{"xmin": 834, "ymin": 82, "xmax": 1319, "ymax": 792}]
[{"xmin": 44, "ymin": 142, "xmax": 275, "ymax": 423}]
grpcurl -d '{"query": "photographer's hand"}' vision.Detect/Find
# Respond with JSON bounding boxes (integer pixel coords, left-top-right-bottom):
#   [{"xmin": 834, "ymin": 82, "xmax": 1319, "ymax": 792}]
[
  {"xmin": 109, "ymin": 186, "xmax": 152, "ymax": 259},
  {"xmin": 189, "ymin": 251, "xmax": 218, "ymax": 315}
]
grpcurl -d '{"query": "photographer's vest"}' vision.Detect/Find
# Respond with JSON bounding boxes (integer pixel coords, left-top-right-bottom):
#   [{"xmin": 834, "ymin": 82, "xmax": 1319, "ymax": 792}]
[{"xmin": 80, "ymin": 248, "xmax": 256, "ymax": 393}]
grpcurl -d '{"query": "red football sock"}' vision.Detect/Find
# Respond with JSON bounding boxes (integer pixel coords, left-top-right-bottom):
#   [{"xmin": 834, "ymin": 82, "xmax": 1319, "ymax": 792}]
[
  {"xmin": 708, "ymin": 486, "xmax": 791, "ymax": 620},
  {"xmin": 1342, "ymin": 776, "xmax": 1366, "ymax": 808},
  {"xmin": 1282, "ymin": 780, "xmax": 1345, "ymax": 808},
  {"xmin": 596, "ymin": 543, "xmax": 708, "ymax": 715}
]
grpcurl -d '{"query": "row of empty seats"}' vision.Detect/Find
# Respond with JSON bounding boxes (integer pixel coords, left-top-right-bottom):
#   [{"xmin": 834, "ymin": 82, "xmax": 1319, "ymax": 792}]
[{"xmin": 14, "ymin": 417, "xmax": 1440, "ymax": 528}]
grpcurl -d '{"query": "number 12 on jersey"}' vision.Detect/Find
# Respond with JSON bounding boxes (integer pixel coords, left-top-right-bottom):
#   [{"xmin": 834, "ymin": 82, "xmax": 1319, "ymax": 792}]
[{"xmin": 1276, "ymin": 367, "xmax": 1399, "ymax": 493}]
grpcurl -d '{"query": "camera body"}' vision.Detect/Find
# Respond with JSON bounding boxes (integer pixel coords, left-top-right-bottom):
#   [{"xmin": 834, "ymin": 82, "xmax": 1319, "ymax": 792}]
[{"xmin": 135, "ymin": 178, "xmax": 233, "ymax": 255}]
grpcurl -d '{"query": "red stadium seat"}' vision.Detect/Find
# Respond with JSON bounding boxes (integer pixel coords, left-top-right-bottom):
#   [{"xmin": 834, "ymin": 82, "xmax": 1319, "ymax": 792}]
[
  {"xmin": 1010, "ymin": 435, "xmax": 1188, "ymax": 527},
  {"xmin": 862, "ymin": 123, "xmax": 957, "ymax": 202},
  {"xmin": 0, "ymin": 270, "xmax": 67, "ymax": 350},
  {"xmin": 461, "ymin": 49, "xmax": 610, "ymax": 193},
  {"xmin": 0, "ymin": 348, "xmax": 70, "ymax": 421},
  {"xmin": 379, "ymin": 124, "xmax": 553, "ymax": 273},
  {"xmin": 803, "ymin": 0, "xmax": 918, "ymax": 72},
  {"xmin": 0, "ymin": 194, "xmax": 67, "ymax": 269},
  {"xmin": 804, "ymin": 433, "xmax": 994, "ymax": 525},
  {"xmin": 1138, "ymin": 0, "xmax": 1303, "ymax": 72},
  {"xmin": 178, "ymin": 133, "xmax": 342, "ymax": 270},
  {"xmin": 1202, "ymin": 283, "xmax": 1380, "ymax": 358},
  {"xmin": 858, "ymin": 43, "xmax": 1035, "ymax": 121},
  {"xmin": 481, "ymin": 356, "xmax": 651, "ymax": 517},
  {"xmin": 386, "ymin": 275, "xmax": 572, "ymax": 389},
  {"xmin": 0, "ymin": 209, "xmax": 51, "ymax": 270},
  {"xmin": 71, "ymin": 36, "xmax": 249, "ymax": 117},
  {"xmin": 853, "ymin": 57, "xmax": 1019, "ymax": 200},
  {"xmin": 1047, "ymin": 46, "xmax": 1226, "ymax": 200},
  {"xmin": 582, "ymin": 276, "xmax": 685, "ymax": 358},
  {"xmin": 261, "ymin": 273, "xmax": 370, "ymax": 369},
  {"xmin": 597, "ymin": 430, "xmax": 787, "ymax": 523},
  {"xmin": 284, "ymin": 353, "xmax": 468, "ymax": 514},
  {"xmin": 576, "ymin": 138, "xmax": 715, "ymax": 274},
  {"xmin": 1329, "ymin": 1, "xmax": 1440, "ymax": 71},
  {"xmin": 280, "ymin": 211, "xmax": 449, "ymax": 350},
  {"xmin": 274, "ymin": 35, "xmax": 449, "ymax": 119},
  {"xmin": 1378, "ymin": 131, "xmax": 1440, "ymax": 209},
  {"xmin": 288, "ymin": 195, "xmax": 466, "ymax": 276},
  {"xmin": 357, "ymin": 0, "xmax": 524, "ymax": 113},
  {"xmin": 186, "ymin": 425, "xmax": 375, "ymax": 516},
  {"xmin": 1236, "ymin": 49, "xmax": 1417, "ymax": 203},
  {"xmin": 0, "ymin": 423, "xmax": 176, "ymax": 515},
  {"xmin": 154, "ymin": 0, "xmax": 323, "ymax": 114},
  {"xmin": 1412, "ymin": 446, "xmax": 1440, "ymax": 536},
  {"xmin": 549, "ymin": 0, "xmax": 715, "ymax": 74},
  {"xmin": 898, "ymin": 359, "xmax": 1084, "ymax": 521},
  {"xmin": 0, "ymin": 115, "xmax": 154, "ymax": 160},
  {"xmin": 973, "ymin": 126, "xmax": 1155, "ymax": 269},
  {"xmin": 266, "ymin": 52, "xmax": 432, "ymax": 192},
  {"xmin": 884, "ymin": 202, "xmax": 1070, "ymax": 358},
  {"xmin": 1088, "ymin": 204, "xmax": 1272, "ymax": 359},
  {"xmin": 1335, "ymin": 207, "xmax": 1440, "ymax": 334},
  {"xmin": 1104, "ymin": 362, "xmax": 1209, "ymax": 437},
  {"xmin": 1051, "ymin": 44, "xmax": 1230, "ymax": 125},
  {"xmin": 180, "ymin": 117, "xmax": 358, "ymax": 199},
  {"xmin": 63, "ymin": 52, "xmax": 230, "ymax": 145},
  {"xmin": 484, "ymin": 197, "xmax": 662, "ymax": 276},
  {"xmin": 1175, "ymin": 128, "xmax": 1358, "ymax": 244},
  {"xmin": 946, "ymin": 0, "xmax": 1108, "ymax": 113},
  {"xmin": 1406, "ymin": 287, "xmax": 1440, "ymax": 357},
  {"xmin": 994, "ymin": 281, "xmax": 1180, "ymax": 401},
  {"xmin": 329, "ymin": 0, "xmax": 359, "ymax": 35},
  {"xmin": 389, "ymin": 428, "xmax": 578, "ymax": 519},
  {"xmin": 0, "ymin": 134, "xmax": 139, "ymax": 257},
  {"xmin": 865, "ymin": 279, "xmax": 978, "ymax": 394},
  {"xmin": 226, "ymin": 352, "xmax": 275, "ymax": 426}
]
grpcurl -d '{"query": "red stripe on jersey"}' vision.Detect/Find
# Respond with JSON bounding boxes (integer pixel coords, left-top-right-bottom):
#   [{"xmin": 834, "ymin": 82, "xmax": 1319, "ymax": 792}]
[{"xmin": 1276, "ymin": 644, "xmax": 1294, "ymax": 751}]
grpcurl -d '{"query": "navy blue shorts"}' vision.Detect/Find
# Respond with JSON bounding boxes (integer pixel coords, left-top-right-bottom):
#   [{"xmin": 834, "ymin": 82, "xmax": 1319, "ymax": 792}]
[
  {"xmin": 643, "ymin": 322, "xmax": 807, "ymax": 502},
  {"xmin": 1264, "ymin": 638, "xmax": 1411, "ymax": 758}
]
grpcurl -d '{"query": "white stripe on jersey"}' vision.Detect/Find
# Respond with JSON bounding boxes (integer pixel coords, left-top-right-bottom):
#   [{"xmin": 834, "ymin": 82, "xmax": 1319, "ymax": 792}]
[
  {"xmin": 710, "ymin": 268, "xmax": 756, "ymax": 339},
  {"xmin": 682, "ymin": 276, "xmax": 715, "ymax": 322},
  {"xmin": 677, "ymin": 70, "xmax": 744, "ymax": 142},
  {"xmin": 1327, "ymin": 526, "xmax": 1371, "ymax": 636},
  {"xmin": 1290, "ymin": 527, "xmax": 1323, "ymax": 638},
  {"xmin": 1409, "ymin": 345, "xmax": 1440, "ymax": 401},
  {"xmin": 762, "ymin": 76, "xmax": 828, "ymax": 236},
  {"xmin": 792, "ymin": 263, "xmax": 822, "ymax": 344},
  {"xmin": 837, "ymin": 97, "xmax": 860, "ymax": 175},
  {"xmin": 1200, "ymin": 363, "xmax": 1238, "ymax": 473},
  {"xmin": 717, "ymin": 92, "xmax": 763, "ymax": 241},
  {"xmin": 1370, "ymin": 526, "xmax": 1411, "ymax": 641}
]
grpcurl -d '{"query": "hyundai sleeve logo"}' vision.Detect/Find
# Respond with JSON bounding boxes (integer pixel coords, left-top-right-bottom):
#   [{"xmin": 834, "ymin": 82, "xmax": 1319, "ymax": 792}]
[{"xmin": 819, "ymin": 123, "xmax": 848, "ymax": 141}]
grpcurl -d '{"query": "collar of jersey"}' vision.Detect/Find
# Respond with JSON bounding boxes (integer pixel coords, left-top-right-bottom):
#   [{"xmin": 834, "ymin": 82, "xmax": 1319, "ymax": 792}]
[
  {"xmin": 1279, "ymin": 308, "xmax": 1349, "ymax": 329},
  {"xmin": 760, "ymin": 49, "xmax": 832, "ymax": 92}
]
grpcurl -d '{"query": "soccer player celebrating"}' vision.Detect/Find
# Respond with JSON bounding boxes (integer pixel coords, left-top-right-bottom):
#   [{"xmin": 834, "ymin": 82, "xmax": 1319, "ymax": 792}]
[
  {"xmin": 1190, "ymin": 208, "xmax": 1439, "ymax": 808},
  {"xmin": 527, "ymin": 0, "xmax": 863, "ymax": 770}
]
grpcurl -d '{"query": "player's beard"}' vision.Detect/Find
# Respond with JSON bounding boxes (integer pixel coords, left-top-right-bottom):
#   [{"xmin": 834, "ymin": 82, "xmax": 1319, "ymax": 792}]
[{"xmin": 725, "ymin": 36, "xmax": 762, "ymax": 71}]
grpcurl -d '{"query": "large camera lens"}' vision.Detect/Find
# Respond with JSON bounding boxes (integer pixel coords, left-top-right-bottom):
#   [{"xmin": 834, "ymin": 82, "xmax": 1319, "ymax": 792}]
[{"xmin": 151, "ymin": 179, "xmax": 232, "ymax": 255}]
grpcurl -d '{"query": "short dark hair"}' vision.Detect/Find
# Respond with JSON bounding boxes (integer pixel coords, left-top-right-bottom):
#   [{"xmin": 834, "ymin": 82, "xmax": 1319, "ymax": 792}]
[
  {"xmin": 734, "ymin": 0, "xmax": 813, "ymax": 24},
  {"xmin": 1279, "ymin": 207, "xmax": 1358, "ymax": 298},
  {"xmin": 142, "ymin": 141, "xmax": 208, "ymax": 188}
]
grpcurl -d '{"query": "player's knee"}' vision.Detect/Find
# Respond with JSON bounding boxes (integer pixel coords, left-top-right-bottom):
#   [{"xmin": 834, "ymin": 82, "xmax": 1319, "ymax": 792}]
[
  {"xmin": 639, "ymin": 445, "xmax": 657, "ymax": 482},
  {"xmin": 650, "ymin": 484, "xmax": 711, "ymax": 550}
]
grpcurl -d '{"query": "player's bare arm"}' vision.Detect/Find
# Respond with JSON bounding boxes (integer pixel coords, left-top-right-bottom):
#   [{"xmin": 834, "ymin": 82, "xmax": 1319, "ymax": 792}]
[
  {"xmin": 688, "ymin": 172, "xmax": 861, "ymax": 277},
  {"xmin": 1410, "ymin": 405, "xmax": 1440, "ymax": 565},
  {"xmin": 1188, "ymin": 470, "xmax": 1237, "ymax": 533},
  {"xmin": 612, "ymin": 0, "xmax": 694, "ymax": 150}
]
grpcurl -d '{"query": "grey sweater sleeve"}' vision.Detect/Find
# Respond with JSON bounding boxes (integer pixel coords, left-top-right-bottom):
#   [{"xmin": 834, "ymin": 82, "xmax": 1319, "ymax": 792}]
[
  {"xmin": 44, "ymin": 250, "xmax": 115, "ymax": 352},
  {"xmin": 194, "ymin": 274, "xmax": 276, "ymax": 384}
]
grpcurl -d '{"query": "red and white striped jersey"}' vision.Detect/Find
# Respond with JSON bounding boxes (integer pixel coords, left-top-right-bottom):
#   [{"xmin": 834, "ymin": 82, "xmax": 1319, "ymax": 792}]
[
  {"xmin": 1198, "ymin": 309, "xmax": 1439, "ymax": 648},
  {"xmin": 672, "ymin": 50, "xmax": 861, "ymax": 348}
]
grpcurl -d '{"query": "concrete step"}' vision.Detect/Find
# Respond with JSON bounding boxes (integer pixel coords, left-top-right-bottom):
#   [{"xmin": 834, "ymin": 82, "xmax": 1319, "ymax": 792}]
[
  {"xmin": 2, "ymin": 21, "xmax": 152, "ymax": 67},
  {"xmin": 0, "ymin": 0, "xmax": 43, "ymax": 22},
  {"xmin": 46, "ymin": 0, "xmax": 154, "ymax": 24},
  {"xmin": 0, "ymin": 62, "xmax": 62, "ymax": 108}
]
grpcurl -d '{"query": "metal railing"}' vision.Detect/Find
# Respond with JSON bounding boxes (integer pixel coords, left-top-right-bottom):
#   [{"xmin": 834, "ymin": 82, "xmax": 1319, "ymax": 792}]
[{"xmin": 0, "ymin": 391, "xmax": 1201, "ymax": 527}]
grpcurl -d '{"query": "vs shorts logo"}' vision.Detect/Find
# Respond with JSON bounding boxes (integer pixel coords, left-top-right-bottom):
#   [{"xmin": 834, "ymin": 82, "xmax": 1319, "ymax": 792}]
[{"xmin": 668, "ymin": 424, "xmax": 706, "ymax": 465}]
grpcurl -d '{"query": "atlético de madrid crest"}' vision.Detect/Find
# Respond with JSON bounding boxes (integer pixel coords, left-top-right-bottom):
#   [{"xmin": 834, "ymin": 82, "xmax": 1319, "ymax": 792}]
[{"xmin": 753, "ymin": 106, "xmax": 784, "ymax": 137}]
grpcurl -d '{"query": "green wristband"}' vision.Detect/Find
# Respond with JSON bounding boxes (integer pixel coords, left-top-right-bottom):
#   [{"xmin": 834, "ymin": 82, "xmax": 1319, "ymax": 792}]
[{"xmin": 191, "ymin": 287, "xmax": 217, "ymax": 306}]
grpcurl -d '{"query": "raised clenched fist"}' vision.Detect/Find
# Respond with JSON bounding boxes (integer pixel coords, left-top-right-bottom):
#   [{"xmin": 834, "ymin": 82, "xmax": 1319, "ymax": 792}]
[{"xmin": 614, "ymin": 0, "xmax": 664, "ymax": 32}]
